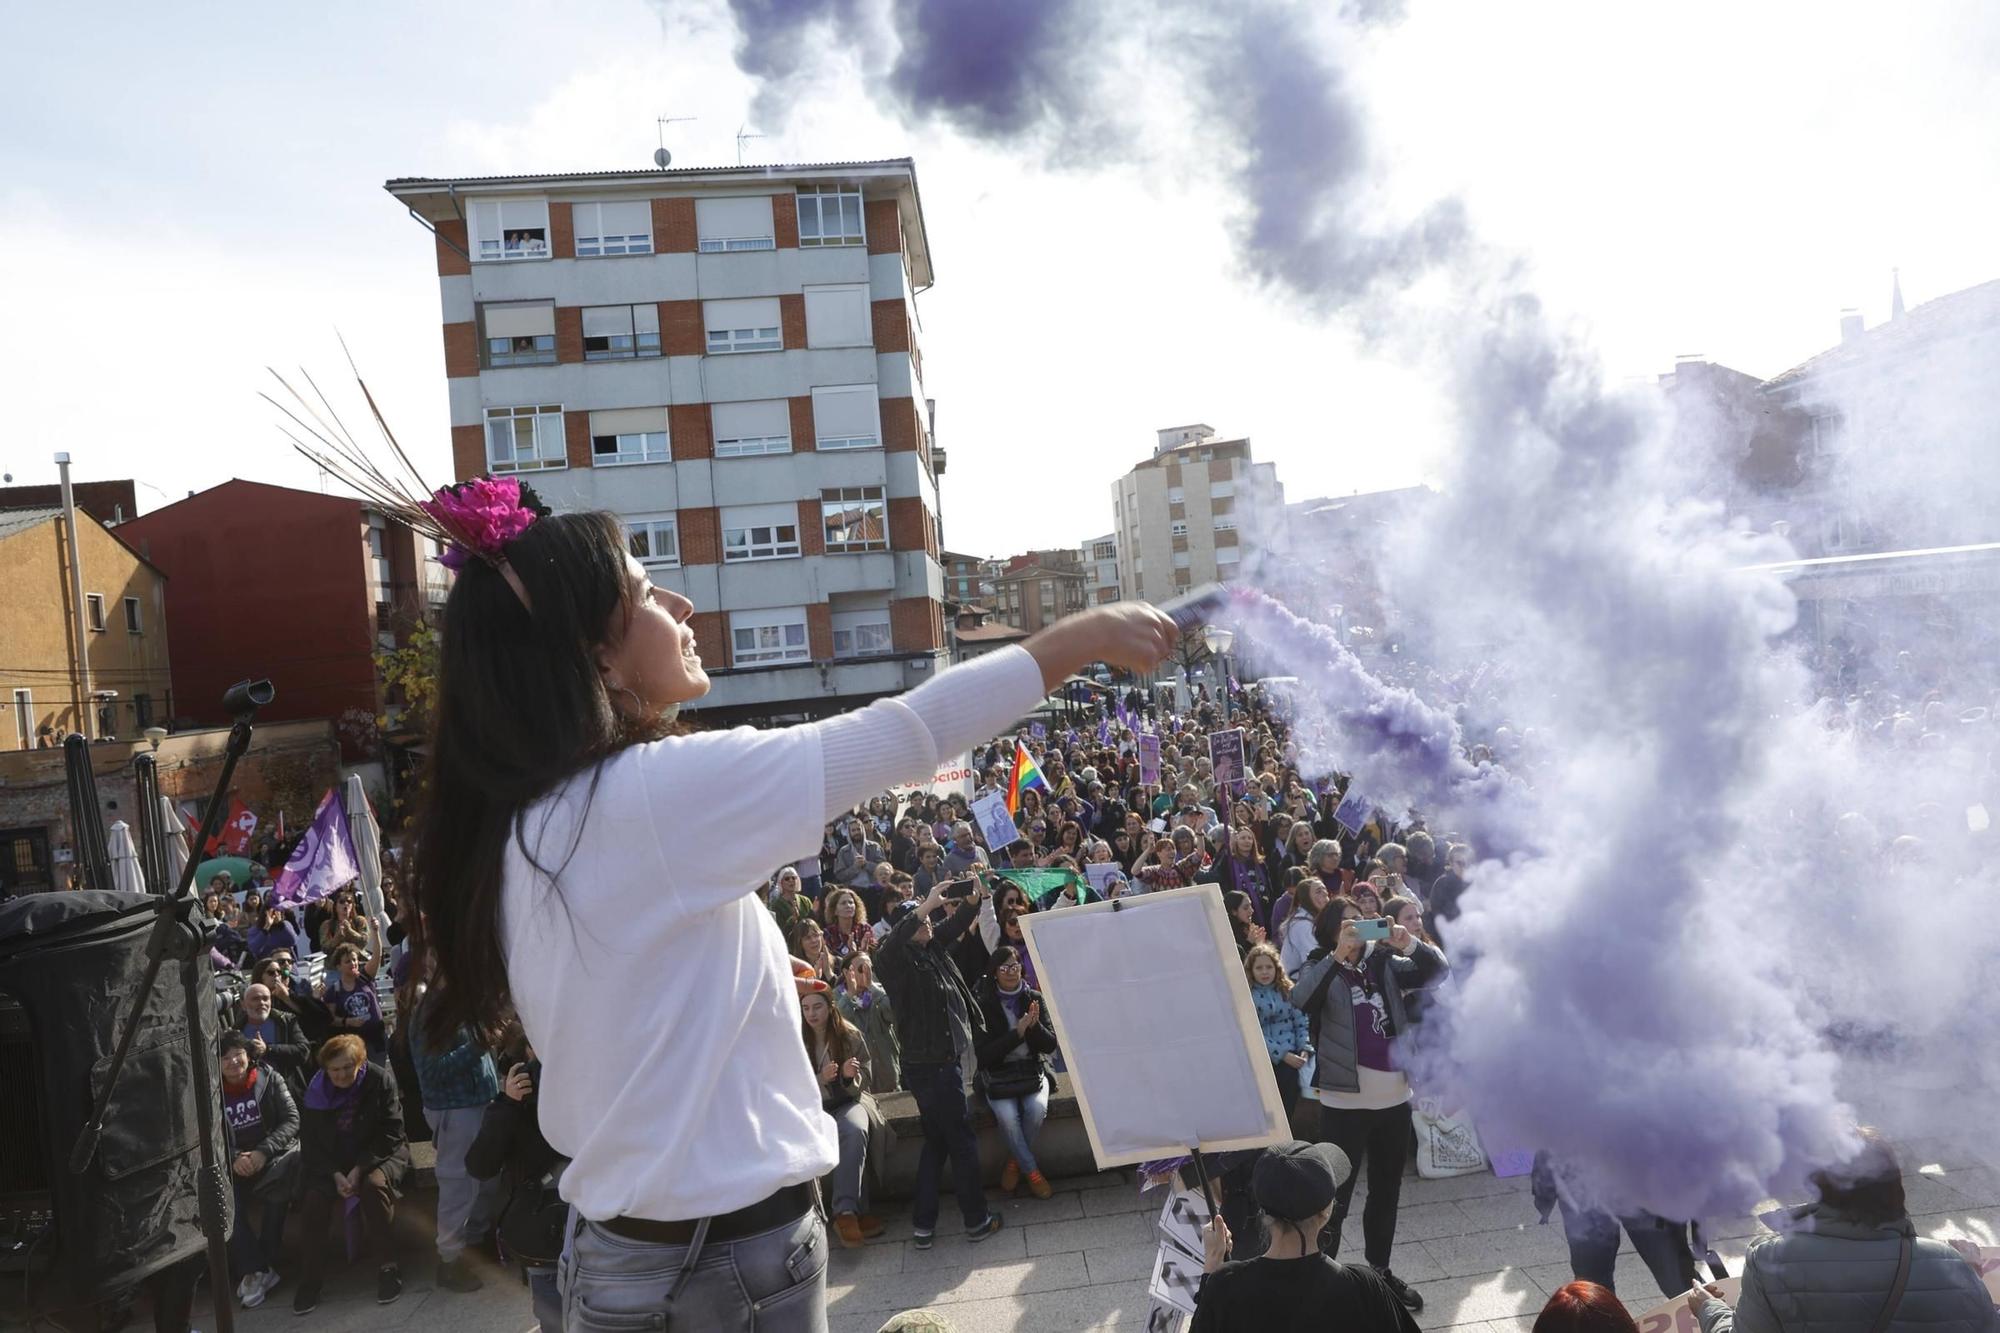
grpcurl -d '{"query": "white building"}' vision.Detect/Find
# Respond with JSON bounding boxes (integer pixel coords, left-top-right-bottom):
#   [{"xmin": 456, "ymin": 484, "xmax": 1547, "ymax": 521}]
[
  {"xmin": 385, "ymin": 159, "xmax": 949, "ymax": 721},
  {"xmin": 1081, "ymin": 532, "xmax": 1120, "ymax": 605},
  {"xmin": 1112, "ymin": 424, "xmax": 1283, "ymax": 603}
]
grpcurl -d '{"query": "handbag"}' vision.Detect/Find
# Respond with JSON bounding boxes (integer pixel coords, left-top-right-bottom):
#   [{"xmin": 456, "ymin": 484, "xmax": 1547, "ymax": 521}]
[
  {"xmin": 1863, "ymin": 1233, "xmax": 1914, "ymax": 1333},
  {"xmin": 978, "ymin": 1060, "xmax": 1045, "ymax": 1102}
]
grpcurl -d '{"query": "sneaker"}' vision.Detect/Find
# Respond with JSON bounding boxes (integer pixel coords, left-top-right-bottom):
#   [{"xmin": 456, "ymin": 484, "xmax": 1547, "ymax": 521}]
[
  {"xmin": 377, "ymin": 1264, "xmax": 404, "ymax": 1304},
  {"xmin": 236, "ymin": 1275, "xmax": 259, "ymax": 1307},
  {"xmin": 1000, "ymin": 1158, "xmax": 1021, "ymax": 1192},
  {"xmin": 834, "ymin": 1214, "xmax": 866, "ymax": 1248},
  {"xmin": 1026, "ymin": 1170, "xmax": 1053, "ymax": 1200},
  {"xmin": 257, "ymin": 1270, "xmax": 284, "ymax": 1303},
  {"xmin": 1376, "ymin": 1267, "xmax": 1423, "ymax": 1312},
  {"xmin": 292, "ymin": 1280, "xmax": 322, "ymax": 1316},
  {"xmin": 965, "ymin": 1213, "xmax": 1004, "ymax": 1243},
  {"xmin": 856, "ymin": 1213, "xmax": 887, "ymax": 1239},
  {"xmin": 912, "ymin": 1229, "xmax": 935, "ymax": 1251},
  {"xmin": 435, "ymin": 1256, "xmax": 483, "ymax": 1293}
]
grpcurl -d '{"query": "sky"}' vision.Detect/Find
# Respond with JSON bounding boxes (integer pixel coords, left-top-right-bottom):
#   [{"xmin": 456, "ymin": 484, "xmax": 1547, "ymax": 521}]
[{"xmin": 2, "ymin": 1, "xmax": 1995, "ymax": 555}]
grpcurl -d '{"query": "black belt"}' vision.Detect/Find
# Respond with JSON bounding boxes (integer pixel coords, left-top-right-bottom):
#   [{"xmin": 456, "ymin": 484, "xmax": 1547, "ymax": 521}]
[{"xmin": 600, "ymin": 1183, "xmax": 814, "ymax": 1247}]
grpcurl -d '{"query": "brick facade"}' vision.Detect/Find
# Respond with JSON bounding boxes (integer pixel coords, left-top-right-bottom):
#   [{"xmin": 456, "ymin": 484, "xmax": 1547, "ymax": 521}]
[
  {"xmin": 555, "ymin": 306, "xmax": 584, "ymax": 364},
  {"xmin": 451, "ymin": 424, "xmax": 484, "ymax": 481},
  {"xmin": 779, "ymin": 294, "xmax": 806, "ymax": 350},
  {"xmin": 772, "ymin": 193, "xmax": 800, "ymax": 248},
  {"xmin": 806, "ymin": 602, "xmax": 833, "ymax": 660},
  {"xmin": 688, "ymin": 610, "xmax": 728, "ymax": 670},
  {"xmin": 564, "ymin": 411, "xmax": 593, "ymax": 469},
  {"xmin": 887, "ymin": 497, "xmax": 928, "ymax": 553},
  {"xmin": 435, "ymin": 218, "xmax": 470, "ymax": 277},
  {"xmin": 890, "ymin": 596, "xmax": 942, "ymax": 653},
  {"xmin": 871, "ymin": 299, "xmax": 909, "ymax": 353},
  {"xmin": 652, "ymin": 197, "xmax": 697, "ymax": 253},
  {"xmin": 549, "ymin": 202, "xmax": 575, "ymax": 259},
  {"xmin": 789, "ymin": 396, "xmax": 816, "ymax": 452},
  {"xmin": 881, "ymin": 396, "xmax": 920, "ymax": 453},
  {"xmin": 442, "ymin": 321, "xmax": 478, "ymax": 378},
  {"xmin": 669, "ymin": 403, "xmax": 712, "ymax": 461},
  {"xmin": 866, "ymin": 199, "xmax": 901, "ymax": 256},
  {"xmin": 662, "ymin": 300, "xmax": 705, "ymax": 357},
  {"xmin": 799, "ymin": 499, "xmax": 826, "ymax": 557},
  {"xmin": 679, "ymin": 507, "xmax": 721, "ymax": 565}
]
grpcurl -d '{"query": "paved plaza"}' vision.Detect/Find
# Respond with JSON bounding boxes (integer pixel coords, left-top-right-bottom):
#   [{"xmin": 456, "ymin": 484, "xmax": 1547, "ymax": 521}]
[{"xmin": 160, "ymin": 1138, "xmax": 2000, "ymax": 1333}]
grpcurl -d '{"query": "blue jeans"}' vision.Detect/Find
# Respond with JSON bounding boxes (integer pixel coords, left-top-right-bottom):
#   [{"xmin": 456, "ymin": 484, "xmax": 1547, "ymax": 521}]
[
  {"xmin": 557, "ymin": 1206, "xmax": 826, "ymax": 1332},
  {"xmin": 985, "ymin": 1078, "xmax": 1049, "ymax": 1177},
  {"xmin": 526, "ymin": 1264, "xmax": 561, "ymax": 1333},
  {"xmin": 902, "ymin": 1061, "xmax": 989, "ymax": 1234}
]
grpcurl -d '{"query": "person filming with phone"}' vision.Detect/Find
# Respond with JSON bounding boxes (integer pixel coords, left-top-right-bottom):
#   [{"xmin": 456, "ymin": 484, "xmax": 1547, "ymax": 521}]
[{"xmin": 1289, "ymin": 904, "xmax": 1450, "ymax": 1311}]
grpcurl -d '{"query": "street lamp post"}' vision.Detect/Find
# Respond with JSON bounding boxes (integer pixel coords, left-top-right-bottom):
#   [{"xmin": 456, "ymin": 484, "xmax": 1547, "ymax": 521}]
[{"xmin": 1203, "ymin": 626, "xmax": 1235, "ymax": 724}]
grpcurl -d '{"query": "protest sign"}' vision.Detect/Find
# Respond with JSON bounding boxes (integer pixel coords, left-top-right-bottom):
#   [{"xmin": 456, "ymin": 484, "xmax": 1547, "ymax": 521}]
[
  {"xmin": 1208, "ymin": 728, "xmax": 1246, "ymax": 803},
  {"xmin": 890, "ymin": 752, "xmax": 975, "ymax": 803},
  {"xmin": 1084, "ymin": 862, "xmax": 1125, "ymax": 900},
  {"xmin": 1029, "ymin": 721, "xmax": 1047, "ymax": 742},
  {"xmin": 1156, "ymin": 1185, "xmax": 1211, "ymax": 1259},
  {"xmin": 1019, "ymin": 885, "xmax": 1287, "ymax": 1167},
  {"xmin": 1148, "ymin": 1243, "xmax": 1204, "ymax": 1316},
  {"xmin": 1333, "ymin": 786, "xmax": 1374, "ymax": 835},
  {"xmin": 971, "ymin": 791, "xmax": 1022, "ymax": 855},
  {"xmin": 1138, "ymin": 733, "xmax": 1162, "ymax": 786}
]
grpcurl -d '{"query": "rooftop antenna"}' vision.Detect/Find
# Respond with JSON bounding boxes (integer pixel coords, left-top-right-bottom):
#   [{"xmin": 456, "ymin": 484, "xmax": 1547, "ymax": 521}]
[
  {"xmin": 735, "ymin": 124, "xmax": 766, "ymax": 165},
  {"xmin": 654, "ymin": 114, "xmax": 695, "ymax": 169}
]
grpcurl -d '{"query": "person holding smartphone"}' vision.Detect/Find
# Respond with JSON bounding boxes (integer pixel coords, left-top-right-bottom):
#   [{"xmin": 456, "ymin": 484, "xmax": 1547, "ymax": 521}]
[{"xmin": 1289, "ymin": 908, "xmax": 1450, "ymax": 1312}]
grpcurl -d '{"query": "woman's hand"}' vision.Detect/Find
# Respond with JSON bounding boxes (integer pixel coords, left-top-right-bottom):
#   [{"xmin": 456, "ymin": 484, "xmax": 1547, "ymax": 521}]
[
  {"xmin": 819, "ymin": 1061, "xmax": 841, "ymax": 1086},
  {"xmin": 1281, "ymin": 1052, "xmax": 1307, "ymax": 1069},
  {"xmin": 1201, "ymin": 1213, "xmax": 1232, "ymax": 1274},
  {"xmin": 1388, "ymin": 924, "xmax": 1417, "ymax": 955},
  {"xmin": 841, "ymin": 1056, "xmax": 862, "ymax": 1082},
  {"xmin": 1016, "ymin": 1000, "xmax": 1042, "ymax": 1035},
  {"xmin": 1025, "ymin": 605, "xmax": 1179, "ymax": 690},
  {"xmin": 503, "ymin": 1063, "xmax": 534, "ymax": 1102},
  {"xmin": 1685, "ymin": 1283, "xmax": 1727, "ymax": 1319},
  {"xmin": 1246, "ymin": 924, "xmax": 1267, "ymax": 946}
]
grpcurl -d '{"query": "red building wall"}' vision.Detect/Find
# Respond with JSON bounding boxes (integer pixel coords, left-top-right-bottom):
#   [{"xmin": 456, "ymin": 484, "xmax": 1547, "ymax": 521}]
[{"xmin": 119, "ymin": 480, "xmax": 381, "ymax": 758}]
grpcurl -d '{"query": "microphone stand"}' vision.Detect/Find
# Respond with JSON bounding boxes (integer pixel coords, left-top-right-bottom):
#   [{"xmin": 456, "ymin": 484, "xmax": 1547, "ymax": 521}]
[{"xmin": 68, "ymin": 679, "xmax": 272, "ymax": 1333}]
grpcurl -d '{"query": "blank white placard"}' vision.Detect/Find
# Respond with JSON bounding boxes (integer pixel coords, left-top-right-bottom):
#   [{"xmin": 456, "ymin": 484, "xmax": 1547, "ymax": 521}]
[{"xmin": 1020, "ymin": 884, "xmax": 1287, "ymax": 1167}]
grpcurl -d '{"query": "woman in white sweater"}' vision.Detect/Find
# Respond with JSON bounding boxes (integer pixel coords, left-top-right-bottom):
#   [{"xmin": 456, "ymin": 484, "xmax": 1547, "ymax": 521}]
[{"xmin": 404, "ymin": 507, "xmax": 1175, "ymax": 1333}]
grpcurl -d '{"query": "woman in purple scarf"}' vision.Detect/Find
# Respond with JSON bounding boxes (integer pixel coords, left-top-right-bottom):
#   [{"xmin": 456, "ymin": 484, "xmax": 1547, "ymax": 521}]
[{"xmin": 290, "ymin": 1034, "xmax": 411, "ymax": 1314}]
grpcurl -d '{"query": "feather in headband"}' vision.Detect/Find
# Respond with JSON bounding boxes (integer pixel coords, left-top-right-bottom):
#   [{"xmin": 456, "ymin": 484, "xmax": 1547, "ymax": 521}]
[{"xmin": 263, "ymin": 343, "xmax": 546, "ymax": 611}]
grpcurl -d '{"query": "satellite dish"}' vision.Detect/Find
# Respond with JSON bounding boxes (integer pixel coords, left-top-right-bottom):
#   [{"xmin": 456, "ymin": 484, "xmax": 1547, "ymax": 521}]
[{"xmin": 653, "ymin": 147, "xmax": 672, "ymax": 169}]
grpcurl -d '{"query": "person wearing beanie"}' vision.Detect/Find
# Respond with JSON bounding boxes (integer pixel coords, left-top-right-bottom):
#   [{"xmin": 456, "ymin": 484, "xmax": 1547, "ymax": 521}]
[{"xmin": 1190, "ymin": 1141, "xmax": 1422, "ymax": 1333}]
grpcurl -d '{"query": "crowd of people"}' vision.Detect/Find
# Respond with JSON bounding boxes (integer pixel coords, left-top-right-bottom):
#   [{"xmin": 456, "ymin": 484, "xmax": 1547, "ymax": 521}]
[{"xmin": 176, "ymin": 657, "xmax": 1995, "ymax": 1332}]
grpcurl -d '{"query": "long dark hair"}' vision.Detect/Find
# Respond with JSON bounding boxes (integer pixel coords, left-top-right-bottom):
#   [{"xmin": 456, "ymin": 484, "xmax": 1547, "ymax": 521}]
[{"xmin": 407, "ymin": 511, "xmax": 668, "ymax": 1045}]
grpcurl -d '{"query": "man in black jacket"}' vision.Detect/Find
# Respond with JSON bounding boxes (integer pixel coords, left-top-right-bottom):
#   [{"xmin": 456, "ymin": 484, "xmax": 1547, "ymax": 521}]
[
  {"xmin": 875, "ymin": 880, "xmax": 1003, "ymax": 1248},
  {"xmin": 238, "ymin": 982, "xmax": 311, "ymax": 1096}
]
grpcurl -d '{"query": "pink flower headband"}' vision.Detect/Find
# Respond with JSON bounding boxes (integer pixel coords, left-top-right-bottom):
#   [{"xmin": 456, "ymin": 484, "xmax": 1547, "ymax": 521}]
[
  {"xmin": 421, "ymin": 477, "xmax": 547, "ymax": 610},
  {"xmin": 264, "ymin": 360, "xmax": 545, "ymax": 614}
]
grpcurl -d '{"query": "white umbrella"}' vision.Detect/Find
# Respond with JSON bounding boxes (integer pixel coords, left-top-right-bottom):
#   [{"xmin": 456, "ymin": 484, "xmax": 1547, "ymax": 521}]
[
  {"xmin": 107, "ymin": 820, "xmax": 147, "ymax": 894},
  {"xmin": 343, "ymin": 773, "xmax": 386, "ymax": 928},
  {"xmin": 158, "ymin": 794, "xmax": 192, "ymax": 895}
]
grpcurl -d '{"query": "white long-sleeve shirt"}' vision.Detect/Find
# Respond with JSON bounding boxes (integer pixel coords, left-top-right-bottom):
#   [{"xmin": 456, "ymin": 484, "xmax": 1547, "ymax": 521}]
[{"xmin": 501, "ymin": 646, "xmax": 1047, "ymax": 1223}]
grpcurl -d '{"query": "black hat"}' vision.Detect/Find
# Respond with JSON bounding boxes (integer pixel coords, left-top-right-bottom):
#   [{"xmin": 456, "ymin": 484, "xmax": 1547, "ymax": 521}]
[
  {"xmin": 888, "ymin": 899, "xmax": 921, "ymax": 925},
  {"xmin": 1251, "ymin": 1141, "xmax": 1351, "ymax": 1221}
]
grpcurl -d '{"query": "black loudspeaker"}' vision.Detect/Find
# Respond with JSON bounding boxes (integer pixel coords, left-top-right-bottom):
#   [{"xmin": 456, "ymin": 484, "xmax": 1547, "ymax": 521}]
[{"xmin": 0, "ymin": 890, "xmax": 229, "ymax": 1309}]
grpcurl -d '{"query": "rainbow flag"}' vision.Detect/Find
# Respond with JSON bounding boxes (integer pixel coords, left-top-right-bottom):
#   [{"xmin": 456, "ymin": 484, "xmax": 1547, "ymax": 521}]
[{"xmin": 1007, "ymin": 739, "xmax": 1049, "ymax": 816}]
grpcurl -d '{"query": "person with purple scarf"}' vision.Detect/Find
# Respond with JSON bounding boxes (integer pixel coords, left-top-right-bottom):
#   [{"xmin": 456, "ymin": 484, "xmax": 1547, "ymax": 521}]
[
  {"xmin": 1214, "ymin": 824, "xmax": 1274, "ymax": 928},
  {"xmin": 291, "ymin": 1034, "xmax": 412, "ymax": 1314}
]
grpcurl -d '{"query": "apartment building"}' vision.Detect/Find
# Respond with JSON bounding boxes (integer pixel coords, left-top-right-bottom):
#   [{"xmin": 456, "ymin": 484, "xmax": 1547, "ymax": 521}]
[
  {"xmin": 385, "ymin": 159, "xmax": 947, "ymax": 722},
  {"xmin": 991, "ymin": 550, "xmax": 1086, "ymax": 633},
  {"xmin": 1080, "ymin": 533, "xmax": 1120, "ymax": 605},
  {"xmin": 0, "ymin": 504, "xmax": 171, "ymax": 747},
  {"xmin": 940, "ymin": 550, "xmax": 990, "ymax": 607},
  {"xmin": 1114, "ymin": 424, "xmax": 1284, "ymax": 603}
]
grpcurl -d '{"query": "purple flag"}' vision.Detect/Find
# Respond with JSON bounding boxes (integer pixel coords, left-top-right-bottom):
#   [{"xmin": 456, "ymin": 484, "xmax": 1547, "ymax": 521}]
[
  {"xmin": 1097, "ymin": 717, "xmax": 1112, "ymax": 744},
  {"xmin": 271, "ymin": 788, "xmax": 360, "ymax": 905}
]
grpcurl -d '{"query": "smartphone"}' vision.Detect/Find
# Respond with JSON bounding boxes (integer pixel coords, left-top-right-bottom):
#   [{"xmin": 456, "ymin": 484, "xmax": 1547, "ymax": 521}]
[
  {"xmin": 1353, "ymin": 918, "xmax": 1391, "ymax": 942},
  {"xmin": 942, "ymin": 877, "xmax": 978, "ymax": 900},
  {"xmin": 1159, "ymin": 583, "xmax": 1232, "ymax": 633}
]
